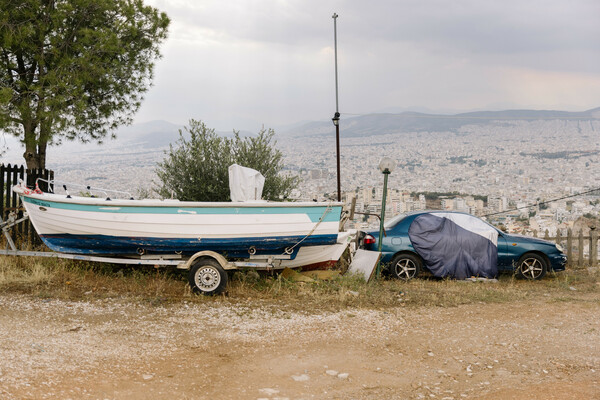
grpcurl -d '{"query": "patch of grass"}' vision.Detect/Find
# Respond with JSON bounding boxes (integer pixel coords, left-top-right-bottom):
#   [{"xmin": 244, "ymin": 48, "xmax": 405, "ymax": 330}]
[
  {"xmin": 225, "ymin": 270, "xmax": 390, "ymax": 311},
  {"xmin": 0, "ymin": 256, "xmax": 189, "ymax": 302},
  {"xmin": 0, "ymin": 257, "xmax": 55, "ymax": 286},
  {"xmin": 397, "ymin": 278, "xmax": 513, "ymax": 308},
  {"xmin": 0, "ymin": 256, "xmax": 598, "ymax": 310}
]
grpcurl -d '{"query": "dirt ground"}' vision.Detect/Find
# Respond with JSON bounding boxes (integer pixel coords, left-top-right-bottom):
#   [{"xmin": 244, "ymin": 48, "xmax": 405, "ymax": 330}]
[{"xmin": 0, "ymin": 293, "xmax": 599, "ymax": 400}]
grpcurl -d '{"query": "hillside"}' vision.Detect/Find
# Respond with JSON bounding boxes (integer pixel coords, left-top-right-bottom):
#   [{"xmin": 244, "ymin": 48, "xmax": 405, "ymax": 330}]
[{"xmin": 281, "ymin": 107, "xmax": 600, "ymax": 138}]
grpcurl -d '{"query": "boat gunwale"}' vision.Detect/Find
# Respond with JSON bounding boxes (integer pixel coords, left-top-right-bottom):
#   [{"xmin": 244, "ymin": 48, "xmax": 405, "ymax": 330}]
[{"xmin": 13, "ymin": 186, "xmax": 344, "ymax": 209}]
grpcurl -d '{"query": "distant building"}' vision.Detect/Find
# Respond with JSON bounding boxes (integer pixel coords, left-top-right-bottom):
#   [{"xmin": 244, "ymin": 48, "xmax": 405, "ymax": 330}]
[
  {"xmin": 441, "ymin": 198, "xmax": 454, "ymax": 210},
  {"xmin": 454, "ymin": 197, "xmax": 469, "ymax": 212},
  {"xmin": 418, "ymin": 194, "xmax": 426, "ymax": 210}
]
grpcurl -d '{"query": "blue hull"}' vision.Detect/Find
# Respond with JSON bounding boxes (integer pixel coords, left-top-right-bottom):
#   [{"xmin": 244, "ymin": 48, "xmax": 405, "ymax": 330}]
[{"xmin": 39, "ymin": 233, "xmax": 339, "ymax": 257}]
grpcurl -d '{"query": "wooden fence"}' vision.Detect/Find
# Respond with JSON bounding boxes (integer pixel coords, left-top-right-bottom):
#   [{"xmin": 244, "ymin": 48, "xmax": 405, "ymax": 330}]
[
  {"xmin": 1, "ymin": 164, "xmax": 54, "ymax": 246},
  {"xmin": 533, "ymin": 228, "xmax": 598, "ymax": 267}
]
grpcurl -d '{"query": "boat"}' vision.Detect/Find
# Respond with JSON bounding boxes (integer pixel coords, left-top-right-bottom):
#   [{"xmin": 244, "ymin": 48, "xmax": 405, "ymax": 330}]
[
  {"xmin": 282, "ymin": 230, "xmax": 355, "ymax": 271},
  {"xmin": 13, "ymin": 182, "xmax": 345, "ymax": 259}
]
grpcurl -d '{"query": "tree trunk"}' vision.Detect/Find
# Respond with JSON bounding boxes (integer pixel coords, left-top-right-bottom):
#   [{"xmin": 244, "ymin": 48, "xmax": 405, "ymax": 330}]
[
  {"xmin": 22, "ymin": 121, "xmax": 48, "ymax": 170},
  {"xmin": 23, "ymin": 142, "xmax": 47, "ymax": 170},
  {"xmin": 21, "ymin": 109, "xmax": 51, "ymax": 169},
  {"xmin": 23, "ymin": 148, "xmax": 41, "ymax": 170}
]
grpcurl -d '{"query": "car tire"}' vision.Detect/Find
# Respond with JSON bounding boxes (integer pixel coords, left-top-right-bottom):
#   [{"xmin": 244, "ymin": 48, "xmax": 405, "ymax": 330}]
[
  {"xmin": 389, "ymin": 253, "xmax": 421, "ymax": 281},
  {"xmin": 516, "ymin": 253, "xmax": 547, "ymax": 280},
  {"xmin": 188, "ymin": 258, "xmax": 228, "ymax": 295}
]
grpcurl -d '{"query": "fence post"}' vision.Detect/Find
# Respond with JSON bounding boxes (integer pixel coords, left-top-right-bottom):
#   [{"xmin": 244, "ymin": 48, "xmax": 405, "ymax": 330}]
[
  {"xmin": 590, "ymin": 228, "xmax": 598, "ymax": 267},
  {"xmin": 4, "ymin": 164, "xmax": 14, "ymax": 220},
  {"xmin": 578, "ymin": 230, "xmax": 584, "ymax": 267},
  {"xmin": 544, "ymin": 229, "xmax": 550, "ymax": 240},
  {"xmin": 14, "ymin": 165, "xmax": 24, "ymax": 239},
  {"xmin": 0, "ymin": 164, "xmax": 5, "ymax": 221},
  {"xmin": 533, "ymin": 230, "xmax": 538, "ymax": 238},
  {"xmin": 566, "ymin": 228, "xmax": 573, "ymax": 266}
]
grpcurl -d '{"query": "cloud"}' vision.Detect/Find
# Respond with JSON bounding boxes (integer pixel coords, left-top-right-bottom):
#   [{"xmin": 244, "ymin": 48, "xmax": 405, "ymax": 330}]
[
  {"xmin": 137, "ymin": 0, "xmax": 600, "ymax": 128},
  {"xmin": 498, "ymin": 68, "xmax": 600, "ymax": 109}
]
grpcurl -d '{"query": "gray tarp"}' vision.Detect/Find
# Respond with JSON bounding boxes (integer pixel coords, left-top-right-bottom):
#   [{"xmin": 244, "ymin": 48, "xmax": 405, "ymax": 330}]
[{"xmin": 408, "ymin": 212, "xmax": 498, "ymax": 279}]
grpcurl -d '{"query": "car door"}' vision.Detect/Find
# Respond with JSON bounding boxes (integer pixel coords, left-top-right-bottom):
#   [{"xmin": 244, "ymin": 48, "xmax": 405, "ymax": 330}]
[{"xmin": 495, "ymin": 232, "xmax": 511, "ymax": 270}]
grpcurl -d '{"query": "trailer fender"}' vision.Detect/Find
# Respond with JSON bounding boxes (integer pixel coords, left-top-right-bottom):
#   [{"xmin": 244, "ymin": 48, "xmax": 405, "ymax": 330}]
[{"xmin": 179, "ymin": 251, "xmax": 235, "ymax": 271}]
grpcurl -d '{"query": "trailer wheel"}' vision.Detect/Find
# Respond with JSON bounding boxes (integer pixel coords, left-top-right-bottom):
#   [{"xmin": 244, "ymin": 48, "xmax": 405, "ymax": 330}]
[{"xmin": 188, "ymin": 258, "xmax": 228, "ymax": 295}]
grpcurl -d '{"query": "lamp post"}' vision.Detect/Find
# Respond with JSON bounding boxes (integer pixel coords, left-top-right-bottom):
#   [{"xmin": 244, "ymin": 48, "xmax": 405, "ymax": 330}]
[
  {"xmin": 376, "ymin": 157, "xmax": 396, "ymax": 278},
  {"xmin": 332, "ymin": 111, "xmax": 340, "ymax": 202},
  {"xmin": 332, "ymin": 13, "xmax": 341, "ymax": 202}
]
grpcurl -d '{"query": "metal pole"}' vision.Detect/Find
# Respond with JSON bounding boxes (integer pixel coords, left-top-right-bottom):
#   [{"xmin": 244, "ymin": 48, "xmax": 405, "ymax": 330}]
[
  {"xmin": 376, "ymin": 171, "xmax": 390, "ymax": 278},
  {"xmin": 332, "ymin": 13, "xmax": 341, "ymax": 202},
  {"xmin": 335, "ymin": 124, "xmax": 341, "ymax": 202},
  {"xmin": 333, "ymin": 13, "xmax": 339, "ymax": 113}
]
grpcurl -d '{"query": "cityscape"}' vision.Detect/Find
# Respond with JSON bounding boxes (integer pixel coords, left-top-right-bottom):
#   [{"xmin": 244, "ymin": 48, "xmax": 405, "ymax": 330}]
[
  {"xmin": 284, "ymin": 118, "xmax": 600, "ymax": 235},
  {"xmin": 4, "ymin": 115, "xmax": 594, "ymax": 240}
]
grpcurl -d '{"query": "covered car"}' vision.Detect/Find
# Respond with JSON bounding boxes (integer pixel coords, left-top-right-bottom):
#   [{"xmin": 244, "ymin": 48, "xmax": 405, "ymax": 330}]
[
  {"xmin": 407, "ymin": 212, "xmax": 498, "ymax": 279},
  {"xmin": 361, "ymin": 211, "xmax": 567, "ymax": 280}
]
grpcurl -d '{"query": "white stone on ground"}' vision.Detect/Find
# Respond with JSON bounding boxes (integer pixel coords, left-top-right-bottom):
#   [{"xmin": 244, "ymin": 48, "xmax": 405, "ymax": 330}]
[{"xmin": 291, "ymin": 374, "xmax": 310, "ymax": 382}]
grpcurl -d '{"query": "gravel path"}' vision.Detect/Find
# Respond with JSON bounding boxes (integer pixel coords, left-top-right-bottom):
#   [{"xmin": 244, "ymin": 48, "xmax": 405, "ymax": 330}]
[{"xmin": 1, "ymin": 293, "xmax": 599, "ymax": 399}]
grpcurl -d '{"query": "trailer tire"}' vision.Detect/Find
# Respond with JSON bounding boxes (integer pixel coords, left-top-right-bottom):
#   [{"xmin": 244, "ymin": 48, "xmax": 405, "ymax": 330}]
[{"xmin": 188, "ymin": 258, "xmax": 228, "ymax": 295}]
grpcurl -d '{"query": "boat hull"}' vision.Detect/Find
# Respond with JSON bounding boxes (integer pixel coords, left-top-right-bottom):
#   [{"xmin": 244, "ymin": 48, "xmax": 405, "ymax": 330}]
[
  {"xmin": 15, "ymin": 186, "xmax": 343, "ymax": 257},
  {"xmin": 37, "ymin": 233, "xmax": 338, "ymax": 256},
  {"xmin": 281, "ymin": 231, "xmax": 354, "ymax": 270}
]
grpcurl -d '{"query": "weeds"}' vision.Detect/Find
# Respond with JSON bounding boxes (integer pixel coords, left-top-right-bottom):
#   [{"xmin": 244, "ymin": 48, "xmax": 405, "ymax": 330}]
[{"xmin": 0, "ymin": 255, "xmax": 598, "ymax": 310}]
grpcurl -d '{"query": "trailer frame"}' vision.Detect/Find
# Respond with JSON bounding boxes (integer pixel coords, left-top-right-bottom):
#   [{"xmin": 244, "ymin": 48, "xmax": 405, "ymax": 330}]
[{"xmin": 1, "ymin": 212, "xmax": 294, "ymax": 295}]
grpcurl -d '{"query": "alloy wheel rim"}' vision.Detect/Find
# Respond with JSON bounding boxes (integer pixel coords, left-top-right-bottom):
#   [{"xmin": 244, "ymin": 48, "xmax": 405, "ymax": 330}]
[
  {"xmin": 395, "ymin": 259, "xmax": 416, "ymax": 279},
  {"xmin": 520, "ymin": 258, "xmax": 543, "ymax": 279}
]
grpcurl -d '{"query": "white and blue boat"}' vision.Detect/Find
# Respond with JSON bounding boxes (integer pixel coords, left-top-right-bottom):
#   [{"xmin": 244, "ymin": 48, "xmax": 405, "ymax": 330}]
[{"xmin": 13, "ymin": 183, "xmax": 344, "ymax": 258}]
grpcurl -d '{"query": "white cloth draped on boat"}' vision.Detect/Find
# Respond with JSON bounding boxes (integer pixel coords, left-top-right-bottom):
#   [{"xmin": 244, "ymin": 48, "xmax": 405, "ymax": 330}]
[{"xmin": 228, "ymin": 164, "xmax": 265, "ymax": 202}]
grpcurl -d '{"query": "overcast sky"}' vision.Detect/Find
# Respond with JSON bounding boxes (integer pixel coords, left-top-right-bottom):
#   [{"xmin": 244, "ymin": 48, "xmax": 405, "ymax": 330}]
[{"xmin": 137, "ymin": 0, "xmax": 600, "ymax": 131}]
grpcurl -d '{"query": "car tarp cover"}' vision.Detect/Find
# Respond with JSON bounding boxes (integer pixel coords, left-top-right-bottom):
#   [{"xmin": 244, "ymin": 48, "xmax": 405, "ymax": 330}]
[{"xmin": 407, "ymin": 212, "xmax": 498, "ymax": 279}]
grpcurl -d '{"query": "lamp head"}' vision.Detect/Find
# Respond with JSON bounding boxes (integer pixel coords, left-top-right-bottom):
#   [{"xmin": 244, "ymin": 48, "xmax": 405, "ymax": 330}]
[
  {"xmin": 332, "ymin": 112, "xmax": 340, "ymax": 126},
  {"xmin": 378, "ymin": 157, "xmax": 396, "ymax": 173}
]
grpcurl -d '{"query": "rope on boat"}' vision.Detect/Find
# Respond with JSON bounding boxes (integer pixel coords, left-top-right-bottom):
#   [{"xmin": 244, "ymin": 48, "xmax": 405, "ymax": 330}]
[{"xmin": 284, "ymin": 203, "xmax": 334, "ymax": 255}]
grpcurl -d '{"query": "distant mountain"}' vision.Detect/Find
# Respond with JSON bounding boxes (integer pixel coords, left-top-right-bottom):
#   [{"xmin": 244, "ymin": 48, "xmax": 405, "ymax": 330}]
[
  {"xmin": 1, "ymin": 120, "xmax": 258, "ymax": 165},
  {"xmin": 3, "ymin": 108, "xmax": 599, "ymax": 163},
  {"xmin": 281, "ymin": 107, "xmax": 600, "ymax": 138},
  {"xmin": 113, "ymin": 121, "xmax": 256, "ymax": 149},
  {"xmin": 117, "ymin": 120, "xmax": 184, "ymax": 148},
  {"xmin": 456, "ymin": 107, "xmax": 600, "ymax": 120}
]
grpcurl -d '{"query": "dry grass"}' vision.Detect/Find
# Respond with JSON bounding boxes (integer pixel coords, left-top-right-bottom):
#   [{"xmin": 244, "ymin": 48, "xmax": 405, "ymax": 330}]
[{"xmin": 0, "ymin": 255, "xmax": 598, "ymax": 311}]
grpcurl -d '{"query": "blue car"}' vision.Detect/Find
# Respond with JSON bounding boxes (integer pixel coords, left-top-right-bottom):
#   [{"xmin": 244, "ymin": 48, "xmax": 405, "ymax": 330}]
[{"xmin": 361, "ymin": 211, "xmax": 567, "ymax": 280}]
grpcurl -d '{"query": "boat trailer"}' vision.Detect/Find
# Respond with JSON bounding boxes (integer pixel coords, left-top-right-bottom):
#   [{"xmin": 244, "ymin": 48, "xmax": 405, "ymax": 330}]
[{"xmin": 1, "ymin": 211, "xmax": 296, "ymax": 295}]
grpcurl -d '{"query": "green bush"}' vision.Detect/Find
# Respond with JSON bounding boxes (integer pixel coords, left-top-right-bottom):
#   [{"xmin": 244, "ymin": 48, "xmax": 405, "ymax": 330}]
[{"xmin": 155, "ymin": 119, "xmax": 298, "ymax": 201}]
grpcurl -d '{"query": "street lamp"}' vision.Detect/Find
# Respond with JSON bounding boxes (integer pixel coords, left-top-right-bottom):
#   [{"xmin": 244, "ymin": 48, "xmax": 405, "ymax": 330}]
[
  {"xmin": 332, "ymin": 13, "xmax": 341, "ymax": 201},
  {"xmin": 376, "ymin": 157, "xmax": 396, "ymax": 278},
  {"xmin": 332, "ymin": 111, "xmax": 340, "ymax": 201}
]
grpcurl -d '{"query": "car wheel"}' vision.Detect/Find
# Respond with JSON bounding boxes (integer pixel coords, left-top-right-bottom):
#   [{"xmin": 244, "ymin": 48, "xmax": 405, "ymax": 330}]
[
  {"xmin": 516, "ymin": 253, "xmax": 547, "ymax": 280},
  {"xmin": 389, "ymin": 253, "xmax": 421, "ymax": 280},
  {"xmin": 188, "ymin": 258, "xmax": 228, "ymax": 295}
]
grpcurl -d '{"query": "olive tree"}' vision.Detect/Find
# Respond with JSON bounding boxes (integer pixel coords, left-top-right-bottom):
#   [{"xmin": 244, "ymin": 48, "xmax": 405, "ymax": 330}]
[
  {"xmin": 0, "ymin": 0, "xmax": 170, "ymax": 169},
  {"xmin": 156, "ymin": 119, "xmax": 299, "ymax": 202}
]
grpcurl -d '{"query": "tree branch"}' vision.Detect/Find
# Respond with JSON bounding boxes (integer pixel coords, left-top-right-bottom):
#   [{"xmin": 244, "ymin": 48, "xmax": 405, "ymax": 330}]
[{"xmin": 1, "ymin": 50, "xmax": 15, "ymax": 85}]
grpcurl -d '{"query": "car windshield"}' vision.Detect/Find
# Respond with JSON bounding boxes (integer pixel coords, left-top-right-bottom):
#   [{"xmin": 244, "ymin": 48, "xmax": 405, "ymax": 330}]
[
  {"xmin": 478, "ymin": 216, "xmax": 504, "ymax": 234},
  {"xmin": 384, "ymin": 213, "xmax": 406, "ymax": 229}
]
